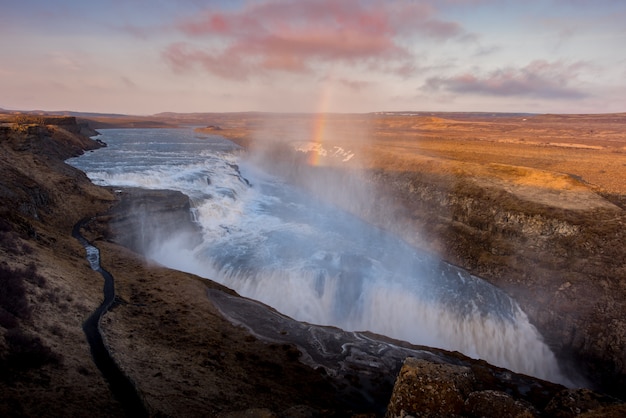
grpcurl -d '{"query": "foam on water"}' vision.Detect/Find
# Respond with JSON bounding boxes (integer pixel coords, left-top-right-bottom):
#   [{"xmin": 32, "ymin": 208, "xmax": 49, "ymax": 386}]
[{"xmin": 68, "ymin": 128, "xmax": 571, "ymax": 385}]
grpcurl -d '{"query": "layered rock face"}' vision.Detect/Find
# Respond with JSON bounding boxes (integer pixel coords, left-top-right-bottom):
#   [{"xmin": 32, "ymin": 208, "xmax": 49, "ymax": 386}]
[
  {"xmin": 371, "ymin": 169, "xmax": 626, "ymax": 397},
  {"xmin": 386, "ymin": 358, "xmax": 626, "ymax": 418},
  {"xmin": 104, "ymin": 187, "xmax": 203, "ymax": 254}
]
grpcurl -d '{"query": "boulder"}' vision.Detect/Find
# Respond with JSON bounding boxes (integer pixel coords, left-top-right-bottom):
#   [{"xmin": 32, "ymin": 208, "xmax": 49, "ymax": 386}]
[
  {"xmin": 385, "ymin": 358, "xmax": 625, "ymax": 418},
  {"xmin": 385, "ymin": 358, "xmax": 474, "ymax": 417},
  {"xmin": 544, "ymin": 389, "xmax": 623, "ymax": 418},
  {"xmin": 464, "ymin": 390, "xmax": 537, "ymax": 418},
  {"xmin": 105, "ymin": 187, "xmax": 202, "ymax": 254}
]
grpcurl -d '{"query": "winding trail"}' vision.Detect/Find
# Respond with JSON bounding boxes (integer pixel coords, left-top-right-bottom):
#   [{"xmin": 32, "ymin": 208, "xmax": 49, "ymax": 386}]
[{"xmin": 73, "ymin": 219, "xmax": 148, "ymax": 418}]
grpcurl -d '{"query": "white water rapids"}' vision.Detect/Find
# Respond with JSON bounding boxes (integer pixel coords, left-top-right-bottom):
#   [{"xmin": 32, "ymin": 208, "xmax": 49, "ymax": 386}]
[{"xmin": 68, "ymin": 128, "xmax": 570, "ymax": 385}]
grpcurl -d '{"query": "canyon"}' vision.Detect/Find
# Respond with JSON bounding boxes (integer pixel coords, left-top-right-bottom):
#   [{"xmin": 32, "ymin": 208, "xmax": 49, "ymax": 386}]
[
  {"xmin": 1, "ymin": 112, "xmax": 625, "ymax": 417},
  {"xmin": 200, "ymin": 112, "xmax": 626, "ymax": 398}
]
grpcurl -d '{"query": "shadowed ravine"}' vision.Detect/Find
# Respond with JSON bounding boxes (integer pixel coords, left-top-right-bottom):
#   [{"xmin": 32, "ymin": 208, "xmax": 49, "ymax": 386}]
[{"xmin": 72, "ymin": 219, "xmax": 149, "ymax": 418}]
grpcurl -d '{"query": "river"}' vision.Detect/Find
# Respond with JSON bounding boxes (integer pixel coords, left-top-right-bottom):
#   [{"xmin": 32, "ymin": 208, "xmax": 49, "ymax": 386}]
[{"xmin": 67, "ymin": 127, "xmax": 568, "ymax": 385}]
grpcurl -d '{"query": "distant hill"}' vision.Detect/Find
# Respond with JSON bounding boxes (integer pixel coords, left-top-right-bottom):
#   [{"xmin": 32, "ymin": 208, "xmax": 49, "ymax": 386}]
[{"xmin": 51, "ymin": 110, "xmax": 131, "ymax": 118}]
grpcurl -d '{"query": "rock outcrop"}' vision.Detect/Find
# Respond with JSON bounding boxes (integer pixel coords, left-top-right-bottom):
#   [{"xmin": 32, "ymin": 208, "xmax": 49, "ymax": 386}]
[
  {"xmin": 104, "ymin": 187, "xmax": 203, "ymax": 254},
  {"xmin": 386, "ymin": 358, "xmax": 625, "ymax": 418},
  {"xmin": 386, "ymin": 359, "xmax": 476, "ymax": 417}
]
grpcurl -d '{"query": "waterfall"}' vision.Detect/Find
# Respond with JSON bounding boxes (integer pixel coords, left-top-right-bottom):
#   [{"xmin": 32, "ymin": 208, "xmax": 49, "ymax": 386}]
[{"xmin": 68, "ymin": 127, "xmax": 571, "ymax": 386}]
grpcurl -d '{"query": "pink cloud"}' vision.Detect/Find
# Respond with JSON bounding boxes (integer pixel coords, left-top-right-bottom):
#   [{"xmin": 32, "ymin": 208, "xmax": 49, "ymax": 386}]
[
  {"xmin": 423, "ymin": 60, "xmax": 590, "ymax": 99},
  {"xmin": 337, "ymin": 78, "xmax": 372, "ymax": 91},
  {"xmin": 163, "ymin": 42, "xmax": 254, "ymax": 80},
  {"xmin": 163, "ymin": 0, "xmax": 465, "ymax": 80}
]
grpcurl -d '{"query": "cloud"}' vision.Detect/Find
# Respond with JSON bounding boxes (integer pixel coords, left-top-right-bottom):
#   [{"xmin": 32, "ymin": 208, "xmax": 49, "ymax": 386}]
[
  {"xmin": 162, "ymin": 0, "xmax": 465, "ymax": 80},
  {"xmin": 121, "ymin": 76, "xmax": 137, "ymax": 89},
  {"xmin": 337, "ymin": 78, "xmax": 371, "ymax": 91},
  {"xmin": 46, "ymin": 51, "xmax": 86, "ymax": 72},
  {"xmin": 472, "ymin": 44, "xmax": 501, "ymax": 57},
  {"xmin": 319, "ymin": 74, "xmax": 373, "ymax": 91},
  {"xmin": 423, "ymin": 60, "xmax": 590, "ymax": 99}
]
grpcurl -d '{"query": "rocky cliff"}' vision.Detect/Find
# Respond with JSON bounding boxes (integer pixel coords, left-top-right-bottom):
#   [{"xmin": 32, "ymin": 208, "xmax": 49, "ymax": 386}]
[
  {"xmin": 387, "ymin": 357, "xmax": 626, "ymax": 418},
  {"xmin": 369, "ymin": 167, "xmax": 626, "ymax": 399}
]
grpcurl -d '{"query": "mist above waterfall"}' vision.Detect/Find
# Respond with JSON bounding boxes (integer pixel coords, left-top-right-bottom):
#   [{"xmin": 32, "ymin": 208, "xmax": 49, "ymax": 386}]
[{"xmin": 68, "ymin": 127, "xmax": 572, "ymax": 386}]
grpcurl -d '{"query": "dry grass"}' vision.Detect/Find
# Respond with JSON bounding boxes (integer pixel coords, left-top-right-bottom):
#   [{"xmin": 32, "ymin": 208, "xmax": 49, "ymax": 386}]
[{"xmin": 365, "ymin": 114, "xmax": 626, "ymax": 196}]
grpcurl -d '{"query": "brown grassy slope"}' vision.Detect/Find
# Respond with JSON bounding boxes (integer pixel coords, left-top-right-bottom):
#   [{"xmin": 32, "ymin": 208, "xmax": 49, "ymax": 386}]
[
  {"xmin": 0, "ymin": 118, "xmax": 122, "ymax": 417},
  {"xmin": 81, "ymin": 240, "xmax": 352, "ymax": 417},
  {"xmin": 369, "ymin": 114, "xmax": 626, "ymax": 199}
]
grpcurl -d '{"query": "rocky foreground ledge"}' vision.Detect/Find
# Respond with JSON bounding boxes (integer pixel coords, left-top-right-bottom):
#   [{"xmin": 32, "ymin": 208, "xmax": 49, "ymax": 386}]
[{"xmin": 1, "ymin": 115, "xmax": 625, "ymax": 417}]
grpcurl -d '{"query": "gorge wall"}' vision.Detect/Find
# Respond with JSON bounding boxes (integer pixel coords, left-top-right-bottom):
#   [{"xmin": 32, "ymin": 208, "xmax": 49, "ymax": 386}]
[
  {"xmin": 371, "ymin": 167, "xmax": 626, "ymax": 397},
  {"xmin": 232, "ymin": 133, "xmax": 626, "ymax": 399}
]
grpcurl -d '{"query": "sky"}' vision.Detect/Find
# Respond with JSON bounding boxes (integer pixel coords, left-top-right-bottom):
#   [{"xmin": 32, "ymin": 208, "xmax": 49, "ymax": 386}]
[{"xmin": 1, "ymin": 0, "xmax": 625, "ymax": 115}]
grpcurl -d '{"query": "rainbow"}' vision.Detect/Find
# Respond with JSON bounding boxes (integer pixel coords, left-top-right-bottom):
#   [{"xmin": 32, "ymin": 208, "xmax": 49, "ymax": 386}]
[{"xmin": 307, "ymin": 83, "xmax": 332, "ymax": 166}]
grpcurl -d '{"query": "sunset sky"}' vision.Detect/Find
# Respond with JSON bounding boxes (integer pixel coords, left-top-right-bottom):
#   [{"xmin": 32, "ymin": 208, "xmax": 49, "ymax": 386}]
[{"xmin": 1, "ymin": 0, "xmax": 625, "ymax": 115}]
